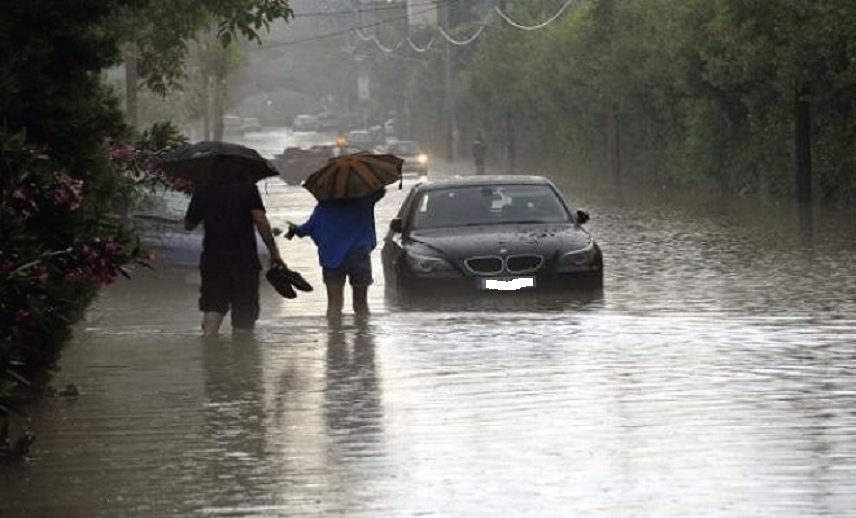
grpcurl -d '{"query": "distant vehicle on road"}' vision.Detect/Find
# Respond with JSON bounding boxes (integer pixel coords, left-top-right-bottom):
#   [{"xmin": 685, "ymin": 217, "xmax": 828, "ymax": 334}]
[
  {"xmin": 223, "ymin": 115, "xmax": 245, "ymax": 138},
  {"xmin": 271, "ymin": 144, "xmax": 363, "ymax": 185},
  {"xmin": 292, "ymin": 114, "xmax": 319, "ymax": 132},
  {"xmin": 387, "ymin": 140, "xmax": 428, "ymax": 176},
  {"xmin": 382, "ymin": 175, "xmax": 603, "ymax": 298},
  {"xmin": 346, "ymin": 130, "xmax": 374, "ymax": 151},
  {"xmin": 241, "ymin": 117, "xmax": 262, "ymax": 132}
]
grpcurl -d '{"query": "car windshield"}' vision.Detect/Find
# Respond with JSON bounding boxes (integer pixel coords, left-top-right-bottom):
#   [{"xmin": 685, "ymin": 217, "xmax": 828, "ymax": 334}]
[
  {"xmin": 410, "ymin": 184, "xmax": 570, "ymax": 229},
  {"xmin": 389, "ymin": 142, "xmax": 420, "ymax": 155}
]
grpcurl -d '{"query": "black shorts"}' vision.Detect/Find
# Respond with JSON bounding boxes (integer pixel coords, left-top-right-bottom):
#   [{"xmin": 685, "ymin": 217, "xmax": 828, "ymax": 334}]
[
  {"xmin": 198, "ymin": 256, "xmax": 260, "ymax": 329},
  {"xmin": 322, "ymin": 248, "xmax": 373, "ymax": 288}
]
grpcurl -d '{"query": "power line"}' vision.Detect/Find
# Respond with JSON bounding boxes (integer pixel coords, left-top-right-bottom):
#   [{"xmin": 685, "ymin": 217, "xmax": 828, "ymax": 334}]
[
  {"xmin": 294, "ymin": 0, "xmax": 441, "ymax": 18},
  {"xmin": 249, "ymin": 0, "xmax": 577, "ymax": 53},
  {"xmin": 249, "ymin": 0, "xmax": 446, "ymax": 50}
]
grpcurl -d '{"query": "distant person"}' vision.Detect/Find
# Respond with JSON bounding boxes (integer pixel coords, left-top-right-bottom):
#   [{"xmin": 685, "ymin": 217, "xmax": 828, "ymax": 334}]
[
  {"xmin": 286, "ymin": 189, "xmax": 385, "ymax": 320},
  {"xmin": 184, "ymin": 168, "xmax": 285, "ymax": 338},
  {"xmin": 472, "ymin": 131, "xmax": 486, "ymax": 175}
]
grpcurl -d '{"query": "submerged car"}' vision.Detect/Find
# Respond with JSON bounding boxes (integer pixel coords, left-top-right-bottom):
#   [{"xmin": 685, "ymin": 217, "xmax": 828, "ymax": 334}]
[
  {"xmin": 387, "ymin": 140, "xmax": 429, "ymax": 176},
  {"xmin": 381, "ymin": 176, "xmax": 603, "ymax": 297},
  {"xmin": 131, "ymin": 188, "xmax": 270, "ymax": 272},
  {"xmin": 272, "ymin": 143, "xmax": 364, "ymax": 185},
  {"xmin": 346, "ymin": 130, "xmax": 374, "ymax": 151}
]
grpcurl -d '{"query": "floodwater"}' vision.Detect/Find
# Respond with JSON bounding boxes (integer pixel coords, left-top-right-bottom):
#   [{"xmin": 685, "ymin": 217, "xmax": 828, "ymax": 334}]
[{"xmin": 2, "ymin": 129, "xmax": 856, "ymax": 517}]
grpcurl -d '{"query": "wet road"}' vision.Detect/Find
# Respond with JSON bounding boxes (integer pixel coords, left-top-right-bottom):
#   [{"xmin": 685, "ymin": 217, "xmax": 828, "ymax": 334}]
[{"xmin": 2, "ymin": 129, "xmax": 856, "ymax": 517}]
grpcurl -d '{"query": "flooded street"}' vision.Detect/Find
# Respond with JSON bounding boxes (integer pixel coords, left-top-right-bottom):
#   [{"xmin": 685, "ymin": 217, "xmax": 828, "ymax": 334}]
[{"xmin": 3, "ymin": 129, "xmax": 856, "ymax": 517}]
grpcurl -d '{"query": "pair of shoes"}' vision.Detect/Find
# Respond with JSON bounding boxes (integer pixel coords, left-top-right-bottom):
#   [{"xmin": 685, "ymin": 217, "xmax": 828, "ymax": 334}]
[
  {"xmin": 266, "ymin": 267, "xmax": 297, "ymax": 299},
  {"xmin": 278, "ymin": 265, "xmax": 313, "ymax": 292}
]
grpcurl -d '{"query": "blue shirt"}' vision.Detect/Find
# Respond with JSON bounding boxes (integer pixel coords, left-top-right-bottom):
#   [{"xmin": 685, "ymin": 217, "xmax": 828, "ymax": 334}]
[{"xmin": 294, "ymin": 196, "xmax": 379, "ymax": 269}]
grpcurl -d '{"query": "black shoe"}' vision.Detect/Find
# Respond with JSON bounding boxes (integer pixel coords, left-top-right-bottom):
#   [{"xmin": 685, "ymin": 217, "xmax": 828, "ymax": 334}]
[
  {"xmin": 278, "ymin": 265, "xmax": 313, "ymax": 292},
  {"xmin": 266, "ymin": 267, "xmax": 297, "ymax": 299}
]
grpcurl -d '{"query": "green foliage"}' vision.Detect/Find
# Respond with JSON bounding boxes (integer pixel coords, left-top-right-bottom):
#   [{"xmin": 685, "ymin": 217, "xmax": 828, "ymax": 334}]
[
  {"xmin": 436, "ymin": 0, "xmax": 856, "ymax": 204},
  {"xmin": 112, "ymin": 0, "xmax": 294, "ymax": 93},
  {"xmin": 1, "ymin": 129, "xmax": 142, "ymax": 404},
  {"xmin": 0, "ymin": 0, "xmax": 291, "ymax": 428}
]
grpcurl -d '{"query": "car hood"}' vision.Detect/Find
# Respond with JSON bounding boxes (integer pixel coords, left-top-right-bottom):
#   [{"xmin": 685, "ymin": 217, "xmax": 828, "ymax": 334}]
[
  {"xmin": 139, "ymin": 229, "xmax": 269, "ymax": 268},
  {"xmin": 406, "ymin": 223, "xmax": 592, "ymax": 260}
]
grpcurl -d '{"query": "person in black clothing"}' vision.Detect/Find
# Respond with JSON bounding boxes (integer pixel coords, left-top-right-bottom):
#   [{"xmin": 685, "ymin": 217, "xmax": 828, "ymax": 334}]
[
  {"xmin": 472, "ymin": 131, "xmax": 486, "ymax": 175},
  {"xmin": 184, "ymin": 168, "xmax": 284, "ymax": 338}
]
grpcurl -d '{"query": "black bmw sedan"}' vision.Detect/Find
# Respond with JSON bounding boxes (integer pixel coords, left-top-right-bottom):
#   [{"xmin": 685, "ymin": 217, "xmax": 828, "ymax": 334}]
[{"xmin": 381, "ymin": 176, "xmax": 603, "ymax": 297}]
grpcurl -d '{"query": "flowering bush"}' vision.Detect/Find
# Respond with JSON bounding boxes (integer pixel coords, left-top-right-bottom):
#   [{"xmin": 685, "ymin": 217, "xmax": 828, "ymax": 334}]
[
  {"xmin": 0, "ymin": 128, "xmax": 145, "ymax": 420},
  {"xmin": 108, "ymin": 121, "xmax": 192, "ymax": 197}
]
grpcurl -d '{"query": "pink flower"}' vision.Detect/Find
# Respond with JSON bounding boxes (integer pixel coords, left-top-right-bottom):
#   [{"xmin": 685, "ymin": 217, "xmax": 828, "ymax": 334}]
[
  {"xmin": 103, "ymin": 237, "xmax": 120, "ymax": 254},
  {"xmin": 108, "ymin": 143, "xmax": 135, "ymax": 162},
  {"xmin": 65, "ymin": 270, "xmax": 85, "ymax": 284},
  {"xmin": 15, "ymin": 309, "xmax": 31, "ymax": 324},
  {"xmin": 53, "ymin": 173, "xmax": 83, "ymax": 211}
]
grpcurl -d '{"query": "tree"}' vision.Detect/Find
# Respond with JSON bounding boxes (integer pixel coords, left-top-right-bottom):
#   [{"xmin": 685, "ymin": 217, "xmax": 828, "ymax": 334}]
[
  {"xmin": 0, "ymin": 0, "xmax": 294, "ymax": 456},
  {"xmin": 111, "ymin": 0, "xmax": 294, "ymax": 126}
]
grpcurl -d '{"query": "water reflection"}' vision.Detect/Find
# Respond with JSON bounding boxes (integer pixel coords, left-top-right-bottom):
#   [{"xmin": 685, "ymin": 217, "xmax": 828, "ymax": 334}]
[
  {"xmin": 199, "ymin": 333, "xmax": 271, "ymax": 509},
  {"xmin": 385, "ymin": 286, "xmax": 605, "ymax": 313},
  {"xmin": 324, "ymin": 319, "xmax": 382, "ymax": 439},
  {"xmin": 320, "ymin": 319, "xmax": 386, "ymax": 514}
]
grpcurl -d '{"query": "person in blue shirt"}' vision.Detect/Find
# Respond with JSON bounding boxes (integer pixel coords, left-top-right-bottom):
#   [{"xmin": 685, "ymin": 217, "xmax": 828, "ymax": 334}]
[{"xmin": 287, "ymin": 189, "xmax": 384, "ymax": 319}]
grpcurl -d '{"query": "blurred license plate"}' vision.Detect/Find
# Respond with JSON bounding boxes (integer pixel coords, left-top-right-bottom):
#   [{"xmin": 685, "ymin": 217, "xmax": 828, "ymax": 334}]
[{"xmin": 478, "ymin": 277, "xmax": 536, "ymax": 291}]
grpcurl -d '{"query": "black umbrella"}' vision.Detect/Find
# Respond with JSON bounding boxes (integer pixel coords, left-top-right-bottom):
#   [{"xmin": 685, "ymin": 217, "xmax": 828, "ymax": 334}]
[{"xmin": 160, "ymin": 141, "xmax": 279, "ymax": 185}]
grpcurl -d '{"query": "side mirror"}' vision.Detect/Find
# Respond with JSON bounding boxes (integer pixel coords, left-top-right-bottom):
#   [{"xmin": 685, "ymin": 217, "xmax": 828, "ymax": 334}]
[
  {"xmin": 576, "ymin": 209, "xmax": 590, "ymax": 225},
  {"xmin": 389, "ymin": 218, "xmax": 403, "ymax": 233}
]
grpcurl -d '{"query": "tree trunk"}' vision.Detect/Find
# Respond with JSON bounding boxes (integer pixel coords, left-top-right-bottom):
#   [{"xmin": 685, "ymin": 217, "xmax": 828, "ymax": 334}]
[
  {"xmin": 608, "ymin": 104, "xmax": 621, "ymax": 184},
  {"xmin": 505, "ymin": 109, "xmax": 516, "ymax": 174},
  {"xmin": 125, "ymin": 50, "xmax": 138, "ymax": 129},
  {"xmin": 213, "ymin": 76, "xmax": 224, "ymax": 141}
]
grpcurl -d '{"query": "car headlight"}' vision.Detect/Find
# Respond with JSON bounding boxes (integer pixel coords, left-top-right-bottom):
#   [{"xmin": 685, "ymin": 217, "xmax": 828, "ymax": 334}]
[
  {"xmin": 417, "ymin": 153, "xmax": 428, "ymax": 164},
  {"xmin": 556, "ymin": 241, "xmax": 597, "ymax": 271},
  {"xmin": 406, "ymin": 252, "xmax": 453, "ymax": 273}
]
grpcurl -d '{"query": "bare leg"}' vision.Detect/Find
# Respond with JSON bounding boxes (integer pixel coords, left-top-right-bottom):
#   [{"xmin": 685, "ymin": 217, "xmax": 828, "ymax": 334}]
[
  {"xmin": 326, "ymin": 283, "xmax": 345, "ymax": 319},
  {"xmin": 353, "ymin": 286, "xmax": 369, "ymax": 316},
  {"xmin": 202, "ymin": 311, "xmax": 225, "ymax": 338}
]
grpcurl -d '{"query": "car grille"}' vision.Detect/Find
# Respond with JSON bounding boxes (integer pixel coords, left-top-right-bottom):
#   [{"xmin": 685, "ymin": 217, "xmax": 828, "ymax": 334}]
[
  {"xmin": 465, "ymin": 256, "xmax": 504, "ymax": 275},
  {"xmin": 464, "ymin": 255, "xmax": 544, "ymax": 275},
  {"xmin": 506, "ymin": 254, "xmax": 543, "ymax": 274}
]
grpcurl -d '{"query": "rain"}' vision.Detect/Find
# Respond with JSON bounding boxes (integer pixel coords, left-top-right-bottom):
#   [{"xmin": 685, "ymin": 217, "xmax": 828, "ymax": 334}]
[{"xmin": 3, "ymin": 1, "xmax": 856, "ymax": 517}]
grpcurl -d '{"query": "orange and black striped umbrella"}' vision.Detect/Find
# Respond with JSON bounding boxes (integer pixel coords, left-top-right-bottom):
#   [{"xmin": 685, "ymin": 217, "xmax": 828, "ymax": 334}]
[{"xmin": 302, "ymin": 152, "xmax": 403, "ymax": 201}]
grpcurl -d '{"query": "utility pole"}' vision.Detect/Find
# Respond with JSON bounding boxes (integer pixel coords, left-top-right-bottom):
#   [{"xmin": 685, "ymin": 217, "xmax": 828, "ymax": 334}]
[
  {"xmin": 498, "ymin": 0, "xmax": 515, "ymax": 173},
  {"xmin": 444, "ymin": 3, "xmax": 455, "ymax": 162}
]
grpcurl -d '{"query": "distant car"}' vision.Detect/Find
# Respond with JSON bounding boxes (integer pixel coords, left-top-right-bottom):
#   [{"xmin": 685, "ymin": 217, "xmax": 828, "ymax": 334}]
[
  {"xmin": 381, "ymin": 175, "xmax": 603, "ymax": 297},
  {"xmin": 241, "ymin": 117, "xmax": 262, "ymax": 132},
  {"xmin": 387, "ymin": 140, "xmax": 428, "ymax": 176},
  {"xmin": 223, "ymin": 115, "xmax": 245, "ymax": 137},
  {"xmin": 272, "ymin": 143, "xmax": 364, "ymax": 185},
  {"xmin": 292, "ymin": 114, "xmax": 319, "ymax": 132},
  {"xmin": 346, "ymin": 130, "xmax": 374, "ymax": 151}
]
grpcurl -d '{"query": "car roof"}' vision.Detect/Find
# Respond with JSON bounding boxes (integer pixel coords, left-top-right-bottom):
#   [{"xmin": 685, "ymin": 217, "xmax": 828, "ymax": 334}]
[{"xmin": 413, "ymin": 175, "xmax": 555, "ymax": 190}]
